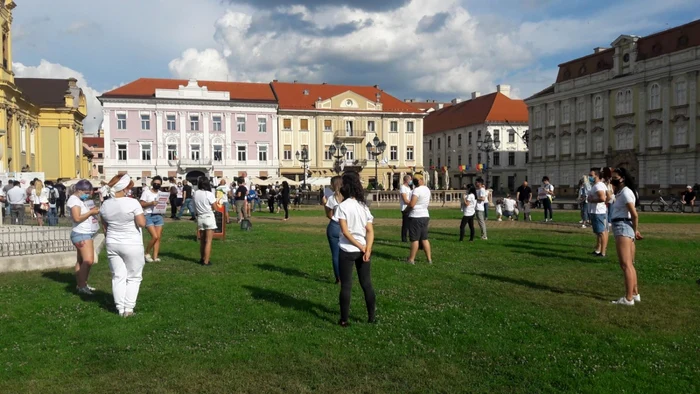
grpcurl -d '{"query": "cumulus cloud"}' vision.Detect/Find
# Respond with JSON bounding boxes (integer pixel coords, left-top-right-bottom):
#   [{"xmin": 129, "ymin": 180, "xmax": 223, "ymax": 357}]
[
  {"xmin": 13, "ymin": 60, "xmax": 103, "ymax": 133},
  {"xmin": 168, "ymin": 48, "xmax": 230, "ymax": 81}
]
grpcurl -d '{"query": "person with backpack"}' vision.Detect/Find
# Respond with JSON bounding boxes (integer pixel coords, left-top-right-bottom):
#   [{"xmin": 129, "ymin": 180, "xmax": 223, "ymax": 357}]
[{"xmin": 45, "ymin": 181, "xmax": 60, "ymax": 226}]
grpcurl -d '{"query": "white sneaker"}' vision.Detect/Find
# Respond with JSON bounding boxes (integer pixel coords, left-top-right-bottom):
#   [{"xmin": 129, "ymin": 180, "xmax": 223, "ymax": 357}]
[
  {"xmin": 578, "ymin": 220, "xmax": 583, "ymax": 224},
  {"xmin": 145, "ymin": 254, "xmax": 154, "ymax": 263},
  {"xmin": 497, "ymin": 218, "xmax": 502, "ymax": 222},
  {"xmin": 154, "ymin": 258, "xmax": 161, "ymax": 262},
  {"xmin": 86, "ymin": 284, "xmax": 96, "ymax": 291},
  {"xmin": 481, "ymin": 236, "xmax": 488, "ymax": 240},
  {"xmin": 77, "ymin": 286, "xmax": 93, "ymax": 295},
  {"xmin": 611, "ymin": 297, "xmax": 634, "ymax": 306},
  {"xmin": 633, "ymin": 294, "xmax": 641, "ymax": 303},
  {"xmin": 581, "ymin": 224, "xmax": 587, "ymax": 229}
]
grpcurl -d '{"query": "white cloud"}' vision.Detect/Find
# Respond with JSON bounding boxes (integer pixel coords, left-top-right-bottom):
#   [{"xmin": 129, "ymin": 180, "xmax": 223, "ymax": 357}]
[
  {"xmin": 13, "ymin": 60, "xmax": 103, "ymax": 133},
  {"xmin": 168, "ymin": 48, "xmax": 231, "ymax": 81}
]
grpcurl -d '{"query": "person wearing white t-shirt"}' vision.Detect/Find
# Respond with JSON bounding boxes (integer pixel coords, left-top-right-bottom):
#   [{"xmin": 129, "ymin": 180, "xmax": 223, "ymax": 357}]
[
  {"xmin": 194, "ymin": 177, "xmax": 218, "ymax": 266},
  {"xmin": 539, "ymin": 177, "xmax": 555, "ymax": 222},
  {"xmin": 609, "ymin": 168, "xmax": 643, "ymax": 306},
  {"xmin": 67, "ymin": 180, "xmax": 101, "ymax": 296},
  {"xmin": 475, "ymin": 178, "xmax": 488, "ymax": 240},
  {"xmin": 588, "ymin": 168, "xmax": 609, "ymax": 258},
  {"xmin": 140, "ymin": 176, "xmax": 165, "ymax": 263},
  {"xmin": 459, "ymin": 185, "xmax": 477, "ymax": 242},
  {"xmin": 502, "ymin": 194, "xmax": 516, "ymax": 221},
  {"xmin": 324, "ymin": 176, "xmax": 344, "ymax": 284},
  {"xmin": 332, "ymin": 172, "xmax": 376, "ymax": 327},
  {"xmin": 406, "ymin": 174, "xmax": 432, "ymax": 264},
  {"xmin": 399, "ymin": 175, "xmax": 413, "ymax": 242},
  {"xmin": 100, "ymin": 174, "xmax": 146, "ymax": 317}
]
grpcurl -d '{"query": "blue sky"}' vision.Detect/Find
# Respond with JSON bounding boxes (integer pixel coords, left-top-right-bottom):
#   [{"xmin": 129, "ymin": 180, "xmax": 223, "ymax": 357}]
[{"xmin": 11, "ymin": 0, "xmax": 700, "ymax": 131}]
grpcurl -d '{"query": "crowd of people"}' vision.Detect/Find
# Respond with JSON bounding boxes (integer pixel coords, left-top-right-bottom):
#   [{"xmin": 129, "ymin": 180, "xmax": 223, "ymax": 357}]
[{"xmin": 0, "ymin": 178, "xmax": 68, "ymax": 226}]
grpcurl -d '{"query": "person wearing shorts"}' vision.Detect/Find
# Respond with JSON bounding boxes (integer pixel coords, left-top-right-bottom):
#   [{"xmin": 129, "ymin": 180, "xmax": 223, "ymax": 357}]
[
  {"xmin": 406, "ymin": 174, "xmax": 432, "ymax": 264},
  {"xmin": 588, "ymin": 168, "xmax": 609, "ymax": 258},
  {"xmin": 194, "ymin": 177, "xmax": 217, "ymax": 266},
  {"xmin": 67, "ymin": 180, "xmax": 100, "ymax": 295},
  {"xmin": 140, "ymin": 176, "xmax": 165, "ymax": 263}
]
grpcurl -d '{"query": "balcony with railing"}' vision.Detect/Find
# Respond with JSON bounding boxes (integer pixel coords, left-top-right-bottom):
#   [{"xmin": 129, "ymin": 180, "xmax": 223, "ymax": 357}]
[
  {"xmin": 168, "ymin": 158, "xmax": 213, "ymax": 168},
  {"xmin": 334, "ymin": 129, "xmax": 367, "ymax": 142}
]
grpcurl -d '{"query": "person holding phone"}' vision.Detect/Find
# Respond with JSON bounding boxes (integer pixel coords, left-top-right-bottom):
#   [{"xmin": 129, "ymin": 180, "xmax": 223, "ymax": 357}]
[
  {"xmin": 140, "ymin": 176, "xmax": 164, "ymax": 263},
  {"xmin": 67, "ymin": 180, "xmax": 101, "ymax": 295}
]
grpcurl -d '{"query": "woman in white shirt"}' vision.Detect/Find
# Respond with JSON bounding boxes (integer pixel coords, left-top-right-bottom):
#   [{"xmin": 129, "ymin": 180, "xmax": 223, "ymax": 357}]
[
  {"xmin": 100, "ymin": 174, "xmax": 146, "ymax": 317},
  {"xmin": 406, "ymin": 174, "xmax": 432, "ymax": 264},
  {"xmin": 459, "ymin": 184, "xmax": 477, "ymax": 242},
  {"xmin": 33, "ymin": 180, "xmax": 49, "ymax": 226},
  {"xmin": 67, "ymin": 179, "xmax": 101, "ymax": 295},
  {"xmin": 140, "ymin": 176, "xmax": 165, "ymax": 263},
  {"xmin": 194, "ymin": 176, "xmax": 218, "ymax": 266},
  {"xmin": 539, "ymin": 176, "xmax": 555, "ymax": 222},
  {"xmin": 609, "ymin": 168, "xmax": 643, "ymax": 306},
  {"xmin": 333, "ymin": 172, "xmax": 375, "ymax": 327},
  {"xmin": 324, "ymin": 176, "xmax": 344, "ymax": 284}
]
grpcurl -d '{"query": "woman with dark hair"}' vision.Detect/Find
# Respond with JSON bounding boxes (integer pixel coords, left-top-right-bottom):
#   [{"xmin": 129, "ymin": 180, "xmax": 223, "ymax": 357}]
[
  {"xmin": 334, "ymin": 171, "xmax": 375, "ymax": 327},
  {"xmin": 281, "ymin": 181, "xmax": 290, "ymax": 221},
  {"xmin": 100, "ymin": 174, "xmax": 146, "ymax": 317},
  {"xmin": 460, "ymin": 184, "xmax": 477, "ymax": 242},
  {"xmin": 140, "ymin": 175, "xmax": 164, "ymax": 263},
  {"xmin": 67, "ymin": 179, "xmax": 100, "ymax": 295},
  {"xmin": 609, "ymin": 167, "xmax": 643, "ymax": 306},
  {"xmin": 538, "ymin": 176, "xmax": 555, "ymax": 222},
  {"xmin": 588, "ymin": 168, "xmax": 610, "ymax": 258},
  {"xmin": 194, "ymin": 176, "xmax": 217, "ymax": 266},
  {"xmin": 325, "ymin": 176, "xmax": 344, "ymax": 283}
]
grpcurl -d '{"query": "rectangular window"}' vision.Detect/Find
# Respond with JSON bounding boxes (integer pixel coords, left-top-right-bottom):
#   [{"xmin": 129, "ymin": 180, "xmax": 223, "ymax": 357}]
[
  {"xmin": 457, "ymin": 134, "xmax": 462, "ymax": 146},
  {"xmin": 508, "ymin": 152, "xmax": 515, "ymax": 166},
  {"xmin": 477, "ymin": 130, "xmax": 482, "ymax": 139},
  {"xmin": 117, "ymin": 113, "xmax": 127, "ymax": 130},
  {"xmin": 258, "ymin": 117, "xmax": 267, "ymax": 133},
  {"xmin": 447, "ymin": 156, "xmax": 451, "ymax": 168},
  {"xmin": 674, "ymin": 124, "xmax": 688, "ymax": 145},
  {"xmin": 166, "ymin": 115, "xmax": 176, "ymax": 131},
  {"xmin": 141, "ymin": 114, "xmax": 150, "ymax": 130},
  {"xmin": 437, "ymin": 138, "xmax": 441, "ymax": 150},
  {"xmin": 283, "ymin": 145, "xmax": 292, "ymax": 160},
  {"xmin": 406, "ymin": 121, "xmax": 414, "ymax": 133},
  {"xmin": 213, "ymin": 145, "xmax": 223, "ymax": 162},
  {"xmin": 458, "ymin": 154, "xmax": 462, "ymax": 165},
  {"xmin": 561, "ymin": 104, "xmax": 570, "ymax": 124},
  {"xmin": 468, "ymin": 132, "xmax": 472, "ymax": 145},
  {"xmin": 300, "ymin": 118, "xmax": 309, "ymax": 131},
  {"xmin": 167, "ymin": 145, "xmax": 178, "ymax": 160},
  {"xmin": 493, "ymin": 130, "xmax": 500, "ymax": 142},
  {"xmin": 213, "ymin": 116, "xmax": 222, "ymax": 132},
  {"xmin": 190, "ymin": 144, "xmax": 200, "ymax": 161},
  {"xmin": 676, "ymin": 80, "xmax": 688, "ymax": 105},
  {"xmin": 548, "ymin": 108, "xmax": 555, "ymax": 126},
  {"xmin": 493, "ymin": 152, "xmax": 500, "ymax": 166},
  {"xmin": 324, "ymin": 146, "xmax": 332, "ymax": 160},
  {"xmin": 390, "ymin": 121, "xmax": 398, "ymax": 132},
  {"xmin": 593, "ymin": 135, "xmax": 603, "ymax": 152},
  {"xmin": 345, "ymin": 145, "xmax": 354, "ymax": 161},
  {"xmin": 477, "ymin": 153, "xmax": 482, "ymax": 163},
  {"xmin": 283, "ymin": 118, "xmax": 292, "ymax": 130},
  {"xmin": 190, "ymin": 115, "xmax": 199, "ymax": 131},
  {"xmin": 447, "ymin": 136, "xmax": 451, "ymax": 148},
  {"xmin": 468, "ymin": 154, "xmax": 472, "ymax": 166},
  {"xmin": 367, "ymin": 120, "xmax": 375, "ymax": 133},
  {"xmin": 324, "ymin": 120, "xmax": 332, "ymax": 131},
  {"xmin": 117, "ymin": 144, "xmax": 127, "ymax": 161},
  {"xmin": 406, "ymin": 146, "xmax": 414, "ymax": 161},
  {"xmin": 390, "ymin": 146, "xmax": 398, "ymax": 161},
  {"xmin": 141, "ymin": 143, "xmax": 152, "ymax": 161},
  {"xmin": 237, "ymin": 116, "xmax": 246, "ymax": 132},
  {"xmin": 429, "ymin": 139, "xmax": 433, "ymax": 150},
  {"xmin": 509, "ymin": 131, "xmax": 515, "ymax": 143},
  {"xmin": 577, "ymin": 100, "xmax": 585, "ymax": 121},
  {"xmin": 345, "ymin": 121, "xmax": 354, "ymax": 136},
  {"xmin": 258, "ymin": 145, "xmax": 268, "ymax": 162},
  {"xmin": 237, "ymin": 145, "xmax": 247, "ymax": 162},
  {"xmin": 674, "ymin": 167, "xmax": 686, "ymax": 184},
  {"xmin": 593, "ymin": 96, "xmax": 603, "ymax": 119},
  {"xmin": 561, "ymin": 137, "xmax": 571, "ymax": 155}
]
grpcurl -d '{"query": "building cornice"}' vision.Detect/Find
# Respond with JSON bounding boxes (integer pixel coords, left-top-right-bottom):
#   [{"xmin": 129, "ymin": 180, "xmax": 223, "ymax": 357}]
[
  {"xmin": 99, "ymin": 96, "xmax": 278, "ymax": 110},
  {"xmin": 277, "ymin": 109, "xmax": 426, "ymax": 118}
]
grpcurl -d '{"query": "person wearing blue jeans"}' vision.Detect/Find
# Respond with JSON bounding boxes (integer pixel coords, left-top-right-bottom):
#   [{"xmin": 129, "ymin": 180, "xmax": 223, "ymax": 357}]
[
  {"xmin": 324, "ymin": 176, "xmax": 343, "ymax": 283},
  {"xmin": 176, "ymin": 180, "xmax": 195, "ymax": 220}
]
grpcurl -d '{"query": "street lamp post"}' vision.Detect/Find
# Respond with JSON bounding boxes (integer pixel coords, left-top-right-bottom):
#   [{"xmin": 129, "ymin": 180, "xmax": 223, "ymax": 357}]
[
  {"xmin": 327, "ymin": 139, "xmax": 347, "ymax": 174},
  {"xmin": 365, "ymin": 136, "xmax": 387, "ymax": 189},
  {"xmin": 476, "ymin": 131, "xmax": 500, "ymax": 189},
  {"xmin": 295, "ymin": 147, "xmax": 310, "ymax": 190}
]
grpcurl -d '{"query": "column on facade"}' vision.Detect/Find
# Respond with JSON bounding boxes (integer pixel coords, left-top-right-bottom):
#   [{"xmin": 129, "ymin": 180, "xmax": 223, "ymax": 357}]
[
  {"xmin": 272, "ymin": 114, "xmax": 279, "ymax": 169},
  {"xmin": 202, "ymin": 112, "xmax": 210, "ymax": 161},
  {"xmin": 688, "ymin": 71, "xmax": 698, "ymax": 150},
  {"xmin": 179, "ymin": 111, "xmax": 187, "ymax": 161},
  {"xmin": 637, "ymin": 83, "xmax": 646, "ymax": 154},
  {"xmin": 224, "ymin": 113, "xmax": 232, "ymax": 165},
  {"xmin": 155, "ymin": 111, "xmax": 164, "ymax": 160},
  {"xmin": 554, "ymin": 102, "xmax": 560, "ymax": 161}
]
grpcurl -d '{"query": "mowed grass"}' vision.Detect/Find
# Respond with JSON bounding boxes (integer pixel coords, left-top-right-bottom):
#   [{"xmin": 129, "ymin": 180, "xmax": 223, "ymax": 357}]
[{"xmin": 1, "ymin": 207, "xmax": 699, "ymax": 393}]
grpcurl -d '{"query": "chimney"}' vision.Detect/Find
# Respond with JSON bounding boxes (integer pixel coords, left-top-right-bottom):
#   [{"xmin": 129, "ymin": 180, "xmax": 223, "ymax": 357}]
[
  {"xmin": 496, "ymin": 84, "xmax": 511, "ymax": 98},
  {"xmin": 374, "ymin": 85, "xmax": 379, "ymax": 89},
  {"xmin": 593, "ymin": 47, "xmax": 608, "ymax": 53},
  {"xmin": 471, "ymin": 91, "xmax": 481, "ymax": 99},
  {"xmin": 451, "ymin": 98, "xmax": 462, "ymax": 105},
  {"xmin": 67, "ymin": 77, "xmax": 78, "ymax": 88},
  {"xmin": 438, "ymin": 103, "xmax": 444, "ymax": 109},
  {"xmin": 293, "ymin": 80, "xmax": 298, "ymax": 83},
  {"xmin": 302, "ymin": 89, "xmax": 309, "ymax": 95},
  {"xmin": 272, "ymin": 79, "xmax": 278, "ymax": 82}
]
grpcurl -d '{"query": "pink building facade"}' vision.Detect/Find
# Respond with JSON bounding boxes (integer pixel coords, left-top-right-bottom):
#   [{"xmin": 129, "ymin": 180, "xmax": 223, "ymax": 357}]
[{"xmin": 99, "ymin": 79, "xmax": 279, "ymax": 181}]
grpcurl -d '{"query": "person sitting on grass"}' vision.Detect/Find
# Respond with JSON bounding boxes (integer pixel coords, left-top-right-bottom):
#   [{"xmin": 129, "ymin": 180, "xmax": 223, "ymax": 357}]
[
  {"xmin": 194, "ymin": 176, "xmax": 218, "ymax": 267},
  {"xmin": 334, "ymin": 171, "xmax": 376, "ymax": 327}
]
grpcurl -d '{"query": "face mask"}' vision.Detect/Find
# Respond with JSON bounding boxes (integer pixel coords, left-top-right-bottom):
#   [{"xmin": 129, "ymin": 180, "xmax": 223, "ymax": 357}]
[
  {"xmin": 152, "ymin": 184, "xmax": 161, "ymax": 190},
  {"xmin": 408, "ymin": 181, "xmax": 413, "ymax": 186},
  {"xmin": 80, "ymin": 194, "xmax": 90, "ymax": 201},
  {"xmin": 610, "ymin": 178, "xmax": 621, "ymax": 187},
  {"xmin": 588, "ymin": 176, "xmax": 595, "ymax": 183}
]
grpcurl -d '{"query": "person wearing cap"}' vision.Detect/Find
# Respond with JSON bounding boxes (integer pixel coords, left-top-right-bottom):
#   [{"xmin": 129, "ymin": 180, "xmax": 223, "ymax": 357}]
[
  {"xmin": 682, "ymin": 185, "xmax": 696, "ymax": 213},
  {"xmin": 406, "ymin": 173, "xmax": 432, "ymax": 265}
]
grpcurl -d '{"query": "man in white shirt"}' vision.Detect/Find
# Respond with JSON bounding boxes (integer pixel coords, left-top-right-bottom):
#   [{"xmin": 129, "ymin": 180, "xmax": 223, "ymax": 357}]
[
  {"xmin": 6, "ymin": 181, "xmax": 27, "ymax": 225},
  {"xmin": 399, "ymin": 174, "xmax": 413, "ymax": 242},
  {"xmin": 475, "ymin": 178, "xmax": 488, "ymax": 240},
  {"xmin": 502, "ymin": 194, "xmax": 516, "ymax": 221},
  {"xmin": 406, "ymin": 174, "xmax": 432, "ymax": 264}
]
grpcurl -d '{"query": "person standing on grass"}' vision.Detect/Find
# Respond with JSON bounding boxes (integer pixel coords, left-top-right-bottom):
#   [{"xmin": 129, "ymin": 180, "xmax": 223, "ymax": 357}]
[
  {"xmin": 588, "ymin": 168, "xmax": 609, "ymax": 258},
  {"xmin": 67, "ymin": 180, "xmax": 100, "ymax": 295},
  {"xmin": 32, "ymin": 180, "xmax": 47, "ymax": 226},
  {"xmin": 281, "ymin": 181, "xmax": 291, "ymax": 221},
  {"xmin": 7, "ymin": 181, "xmax": 26, "ymax": 225},
  {"xmin": 234, "ymin": 177, "xmax": 248, "ymax": 223},
  {"xmin": 176, "ymin": 180, "xmax": 195, "ymax": 221},
  {"xmin": 334, "ymin": 171, "xmax": 376, "ymax": 327},
  {"xmin": 267, "ymin": 187, "xmax": 277, "ymax": 213},
  {"xmin": 475, "ymin": 178, "xmax": 488, "ymax": 240},
  {"xmin": 169, "ymin": 182, "xmax": 179, "ymax": 219},
  {"xmin": 141, "ymin": 176, "xmax": 164, "ymax": 263},
  {"xmin": 578, "ymin": 176, "xmax": 591, "ymax": 228},
  {"xmin": 460, "ymin": 184, "xmax": 477, "ymax": 242},
  {"xmin": 325, "ymin": 176, "xmax": 344, "ymax": 284},
  {"xmin": 100, "ymin": 174, "xmax": 146, "ymax": 317},
  {"xmin": 399, "ymin": 174, "xmax": 413, "ymax": 242},
  {"xmin": 609, "ymin": 167, "xmax": 643, "ymax": 306},
  {"xmin": 516, "ymin": 181, "xmax": 532, "ymax": 221},
  {"xmin": 45, "ymin": 181, "xmax": 60, "ymax": 226},
  {"xmin": 539, "ymin": 176, "xmax": 555, "ymax": 222},
  {"xmin": 194, "ymin": 176, "xmax": 217, "ymax": 266},
  {"xmin": 406, "ymin": 174, "xmax": 432, "ymax": 264}
]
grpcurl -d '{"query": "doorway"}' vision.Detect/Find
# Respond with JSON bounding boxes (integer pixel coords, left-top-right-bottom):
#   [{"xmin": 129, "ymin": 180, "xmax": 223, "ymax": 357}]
[{"xmin": 186, "ymin": 170, "xmax": 206, "ymax": 185}]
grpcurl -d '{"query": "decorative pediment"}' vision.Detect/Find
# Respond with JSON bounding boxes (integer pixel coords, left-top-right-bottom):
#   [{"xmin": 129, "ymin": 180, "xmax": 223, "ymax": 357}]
[
  {"xmin": 670, "ymin": 114, "xmax": 689, "ymax": 123},
  {"xmin": 560, "ymin": 129, "xmax": 571, "ymax": 136},
  {"xmin": 321, "ymin": 90, "xmax": 383, "ymax": 111},
  {"xmin": 611, "ymin": 34, "xmax": 639, "ymax": 47},
  {"xmin": 613, "ymin": 122, "xmax": 635, "ymax": 130},
  {"xmin": 646, "ymin": 118, "xmax": 663, "ymax": 125},
  {"xmin": 545, "ymin": 132, "xmax": 556, "ymax": 139},
  {"xmin": 575, "ymin": 128, "xmax": 587, "ymax": 135},
  {"xmin": 591, "ymin": 126, "xmax": 604, "ymax": 133}
]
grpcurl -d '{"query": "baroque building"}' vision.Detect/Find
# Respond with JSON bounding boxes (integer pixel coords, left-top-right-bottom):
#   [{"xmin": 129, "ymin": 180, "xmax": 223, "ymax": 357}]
[{"xmin": 526, "ymin": 20, "xmax": 700, "ymax": 196}]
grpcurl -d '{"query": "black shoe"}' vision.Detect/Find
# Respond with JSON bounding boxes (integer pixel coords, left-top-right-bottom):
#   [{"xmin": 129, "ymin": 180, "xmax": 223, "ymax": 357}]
[
  {"xmin": 338, "ymin": 320, "xmax": 349, "ymax": 328},
  {"xmin": 190, "ymin": 217, "xmax": 196, "ymax": 221},
  {"xmin": 368, "ymin": 318, "xmax": 376, "ymax": 324},
  {"xmin": 173, "ymin": 217, "xmax": 181, "ymax": 220}
]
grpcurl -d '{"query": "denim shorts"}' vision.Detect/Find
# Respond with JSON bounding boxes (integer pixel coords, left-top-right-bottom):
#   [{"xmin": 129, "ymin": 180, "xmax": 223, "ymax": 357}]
[
  {"xmin": 71, "ymin": 231, "xmax": 95, "ymax": 244},
  {"xmin": 612, "ymin": 220, "xmax": 635, "ymax": 239},
  {"xmin": 145, "ymin": 214, "xmax": 164, "ymax": 227},
  {"xmin": 591, "ymin": 213, "xmax": 607, "ymax": 234}
]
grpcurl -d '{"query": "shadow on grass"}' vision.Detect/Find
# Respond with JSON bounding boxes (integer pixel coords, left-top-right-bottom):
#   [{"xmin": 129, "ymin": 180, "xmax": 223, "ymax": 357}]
[
  {"xmin": 175, "ymin": 234, "xmax": 198, "ymax": 242},
  {"xmin": 502, "ymin": 242, "xmax": 594, "ymax": 264},
  {"xmin": 243, "ymin": 285, "xmax": 335, "ymax": 323},
  {"xmin": 41, "ymin": 271, "xmax": 115, "ymax": 313},
  {"xmin": 469, "ymin": 273, "xmax": 608, "ymax": 301},
  {"xmin": 159, "ymin": 251, "xmax": 200, "ymax": 265},
  {"xmin": 255, "ymin": 264, "xmax": 329, "ymax": 284}
]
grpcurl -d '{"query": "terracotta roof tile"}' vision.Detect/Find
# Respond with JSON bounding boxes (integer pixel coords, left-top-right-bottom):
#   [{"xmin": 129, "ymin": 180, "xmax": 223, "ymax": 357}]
[
  {"xmin": 101, "ymin": 78, "xmax": 276, "ymax": 102},
  {"xmin": 83, "ymin": 137, "xmax": 104, "ymax": 149},
  {"xmin": 424, "ymin": 92, "xmax": 528, "ymax": 135},
  {"xmin": 271, "ymin": 82, "xmax": 423, "ymax": 113}
]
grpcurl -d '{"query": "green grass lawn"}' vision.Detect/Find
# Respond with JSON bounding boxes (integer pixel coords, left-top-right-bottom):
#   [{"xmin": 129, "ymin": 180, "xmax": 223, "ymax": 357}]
[{"xmin": 1, "ymin": 208, "xmax": 699, "ymax": 393}]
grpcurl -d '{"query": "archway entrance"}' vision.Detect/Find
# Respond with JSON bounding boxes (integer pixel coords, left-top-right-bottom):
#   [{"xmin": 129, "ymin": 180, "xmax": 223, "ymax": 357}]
[{"xmin": 186, "ymin": 170, "xmax": 206, "ymax": 185}]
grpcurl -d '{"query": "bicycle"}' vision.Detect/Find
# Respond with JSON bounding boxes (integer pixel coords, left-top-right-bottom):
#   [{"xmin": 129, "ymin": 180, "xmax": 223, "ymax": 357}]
[{"xmin": 650, "ymin": 190, "xmax": 683, "ymax": 212}]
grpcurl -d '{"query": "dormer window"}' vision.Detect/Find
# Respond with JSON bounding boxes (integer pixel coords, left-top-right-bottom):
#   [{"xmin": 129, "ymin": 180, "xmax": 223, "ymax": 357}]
[{"xmin": 623, "ymin": 53, "xmax": 630, "ymax": 63}]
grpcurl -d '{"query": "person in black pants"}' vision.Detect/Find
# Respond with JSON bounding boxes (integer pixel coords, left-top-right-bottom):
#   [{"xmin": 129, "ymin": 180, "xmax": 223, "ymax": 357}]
[
  {"xmin": 267, "ymin": 188, "xmax": 276, "ymax": 213},
  {"xmin": 539, "ymin": 176, "xmax": 555, "ymax": 222},
  {"xmin": 335, "ymin": 172, "xmax": 376, "ymax": 327},
  {"xmin": 281, "ymin": 181, "xmax": 290, "ymax": 221},
  {"xmin": 459, "ymin": 184, "xmax": 477, "ymax": 242},
  {"xmin": 399, "ymin": 174, "xmax": 412, "ymax": 242},
  {"xmin": 55, "ymin": 181, "xmax": 67, "ymax": 217},
  {"xmin": 169, "ymin": 184, "xmax": 178, "ymax": 218}
]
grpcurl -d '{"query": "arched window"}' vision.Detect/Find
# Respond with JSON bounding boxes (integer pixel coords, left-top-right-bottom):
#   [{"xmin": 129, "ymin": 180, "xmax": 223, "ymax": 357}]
[
  {"xmin": 593, "ymin": 95, "xmax": 603, "ymax": 119},
  {"xmin": 649, "ymin": 83, "xmax": 660, "ymax": 110},
  {"xmin": 616, "ymin": 91, "xmax": 625, "ymax": 115},
  {"xmin": 675, "ymin": 79, "xmax": 687, "ymax": 105},
  {"xmin": 648, "ymin": 125, "xmax": 661, "ymax": 148}
]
